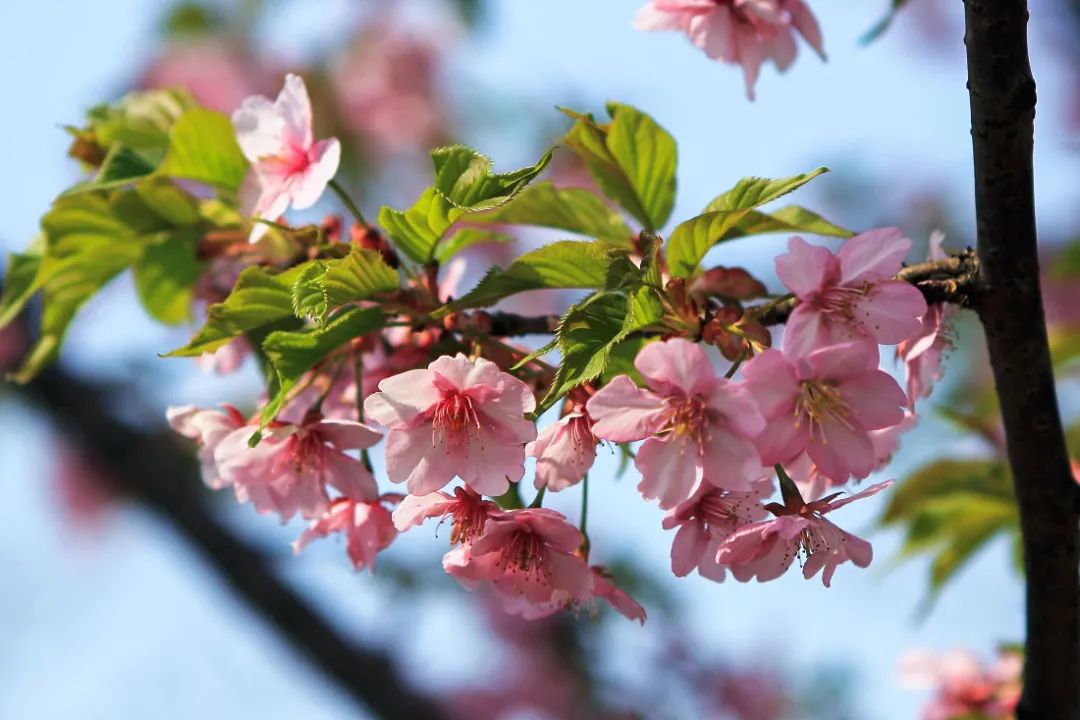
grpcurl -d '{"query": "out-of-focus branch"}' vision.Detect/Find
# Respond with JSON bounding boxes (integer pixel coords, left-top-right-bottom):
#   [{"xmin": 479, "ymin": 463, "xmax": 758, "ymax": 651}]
[
  {"xmin": 20, "ymin": 365, "xmax": 449, "ymax": 720},
  {"xmin": 963, "ymin": 2, "xmax": 1080, "ymax": 718}
]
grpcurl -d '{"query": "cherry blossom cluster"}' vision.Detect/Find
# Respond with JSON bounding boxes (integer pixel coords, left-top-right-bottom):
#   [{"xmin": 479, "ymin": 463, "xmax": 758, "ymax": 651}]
[
  {"xmin": 165, "ymin": 74, "xmax": 954, "ymax": 624},
  {"xmin": 900, "ymin": 648, "xmax": 1022, "ymax": 720}
]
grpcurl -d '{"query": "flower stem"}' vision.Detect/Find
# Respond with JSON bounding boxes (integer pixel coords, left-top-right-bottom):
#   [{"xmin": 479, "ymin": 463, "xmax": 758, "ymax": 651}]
[{"xmin": 328, "ymin": 179, "xmax": 368, "ymax": 227}]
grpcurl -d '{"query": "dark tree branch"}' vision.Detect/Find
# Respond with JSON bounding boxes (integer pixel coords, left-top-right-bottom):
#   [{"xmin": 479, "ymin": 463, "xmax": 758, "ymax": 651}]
[
  {"xmin": 963, "ymin": 2, "xmax": 1080, "ymax": 718},
  {"xmin": 21, "ymin": 366, "xmax": 449, "ymax": 720}
]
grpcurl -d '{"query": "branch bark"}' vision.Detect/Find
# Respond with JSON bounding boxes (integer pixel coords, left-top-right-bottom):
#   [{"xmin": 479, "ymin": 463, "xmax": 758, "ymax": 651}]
[
  {"xmin": 21, "ymin": 366, "xmax": 449, "ymax": 720},
  {"xmin": 963, "ymin": 2, "xmax": 1080, "ymax": 717}
]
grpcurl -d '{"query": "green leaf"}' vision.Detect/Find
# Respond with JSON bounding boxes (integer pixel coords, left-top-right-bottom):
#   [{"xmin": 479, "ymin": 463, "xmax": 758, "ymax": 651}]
[
  {"xmin": 703, "ymin": 168, "xmax": 828, "ymax": 213},
  {"xmin": 134, "ymin": 178, "xmax": 201, "ymax": 226},
  {"xmin": 881, "ymin": 459, "xmax": 1014, "ymax": 525},
  {"xmin": 539, "ymin": 287, "xmax": 663, "ymax": 412},
  {"xmin": 86, "ymin": 88, "xmax": 194, "ymax": 157},
  {"xmin": 446, "ymin": 241, "xmax": 611, "ymax": 312},
  {"xmin": 158, "ymin": 108, "xmax": 249, "ymax": 190},
  {"xmin": 87, "ymin": 144, "xmax": 157, "ymax": 190},
  {"xmin": 560, "ymin": 103, "xmax": 677, "ymax": 232},
  {"xmin": 322, "ymin": 248, "xmax": 400, "ymax": 309},
  {"xmin": 133, "ymin": 229, "xmax": 204, "ymax": 324},
  {"xmin": 166, "ymin": 265, "xmax": 296, "ymax": 357},
  {"xmin": 260, "ymin": 307, "xmax": 385, "ymax": 423},
  {"xmin": 470, "ymin": 181, "xmax": 633, "ymax": 246},
  {"xmin": 431, "ymin": 145, "xmax": 552, "ymax": 212},
  {"xmin": 292, "ymin": 262, "xmax": 329, "ymax": 322},
  {"xmin": 434, "ymin": 228, "xmax": 513, "ymax": 264},
  {"xmin": 722, "ymin": 205, "xmax": 853, "ymax": 241},
  {"xmin": 0, "ymin": 245, "xmax": 45, "ymax": 327},
  {"xmin": 667, "ymin": 168, "xmax": 829, "ymax": 277},
  {"xmin": 378, "ymin": 188, "xmax": 455, "ymax": 264}
]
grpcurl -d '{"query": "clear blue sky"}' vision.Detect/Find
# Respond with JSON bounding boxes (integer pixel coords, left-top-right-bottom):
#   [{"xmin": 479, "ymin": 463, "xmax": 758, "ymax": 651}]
[{"xmin": 2, "ymin": 1, "xmax": 1078, "ymax": 718}]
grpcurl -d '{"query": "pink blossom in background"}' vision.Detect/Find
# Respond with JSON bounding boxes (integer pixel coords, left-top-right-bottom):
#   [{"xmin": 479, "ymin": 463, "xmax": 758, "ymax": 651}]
[
  {"xmin": 633, "ymin": 0, "xmax": 825, "ymax": 99},
  {"xmin": 898, "ymin": 232, "xmax": 953, "ymax": 404},
  {"xmin": 293, "ymin": 495, "xmax": 399, "ymax": 572},
  {"xmin": 52, "ymin": 443, "xmax": 115, "ymax": 531},
  {"xmin": 716, "ymin": 480, "xmax": 893, "ymax": 586},
  {"xmin": 213, "ymin": 412, "xmax": 381, "ymax": 521},
  {"xmin": 776, "ymin": 228, "xmax": 927, "ymax": 359},
  {"xmin": 330, "ymin": 20, "xmax": 443, "ymax": 152},
  {"xmin": 167, "ymin": 404, "xmax": 247, "ymax": 489},
  {"xmin": 446, "ymin": 508, "xmax": 592, "ymax": 608},
  {"xmin": 587, "ymin": 338, "xmax": 766, "ymax": 508},
  {"xmin": 526, "ymin": 405, "xmax": 597, "ymax": 492},
  {"xmin": 364, "ymin": 354, "xmax": 537, "ymax": 497},
  {"xmin": 232, "ymin": 74, "xmax": 341, "ymax": 242},
  {"xmin": 899, "ymin": 648, "xmax": 1022, "ymax": 720},
  {"xmin": 664, "ymin": 480, "xmax": 772, "ymax": 580},
  {"xmin": 195, "ymin": 336, "xmax": 250, "ymax": 375},
  {"xmin": 742, "ymin": 341, "xmax": 908, "ymax": 482},
  {"xmin": 392, "ymin": 485, "xmax": 500, "ymax": 545},
  {"xmin": 141, "ymin": 38, "xmax": 268, "ymax": 113},
  {"xmin": 279, "ymin": 370, "xmax": 359, "ymax": 423}
]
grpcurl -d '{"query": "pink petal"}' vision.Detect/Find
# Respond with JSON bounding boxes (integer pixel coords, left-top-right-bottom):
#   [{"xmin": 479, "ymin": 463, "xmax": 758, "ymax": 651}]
[
  {"xmin": 741, "ymin": 349, "xmax": 799, "ymax": 417},
  {"xmin": 840, "ymin": 370, "xmax": 907, "ymax": 429},
  {"xmin": 322, "ymin": 449, "xmax": 378, "ymax": 502},
  {"xmin": 688, "ymin": 6, "xmax": 738, "ymax": 63},
  {"xmin": 799, "ymin": 340, "xmax": 880, "ymax": 381},
  {"xmin": 671, "ymin": 521, "xmax": 708, "ymax": 577},
  {"xmin": 788, "ymin": 0, "xmax": 826, "ymax": 59},
  {"xmin": 836, "ymin": 227, "xmax": 910, "ymax": 285},
  {"xmin": 702, "ymin": 430, "xmax": 764, "ymax": 492},
  {"xmin": 275, "ymin": 73, "xmax": 314, "ymax": 150},
  {"xmin": 850, "ymin": 280, "xmax": 928, "ymax": 345},
  {"xmin": 232, "ymin": 95, "xmax": 286, "ymax": 161},
  {"xmin": 363, "ymin": 368, "xmax": 441, "ymax": 426},
  {"xmin": 824, "ymin": 479, "xmax": 895, "ymax": 513},
  {"xmin": 636, "ymin": 435, "xmax": 702, "ymax": 508},
  {"xmin": 808, "ymin": 420, "xmax": 875, "ymax": 482},
  {"xmin": 392, "ymin": 491, "xmax": 453, "ymax": 531},
  {"xmin": 313, "ymin": 418, "xmax": 382, "ymax": 450},
  {"xmin": 753, "ymin": 408, "xmax": 810, "ymax": 466},
  {"xmin": 586, "ymin": 375, "xmax": 666, "ymax": 442},
  {"xmin": 776, "ymin": 236, "xmax": 834, "ymax": 300},
  {"xmin": 706, "ymin": 380, "xmax": 766, "ymax": 439},
  {"xmin": 291, "ymin": 138, "xmax": 341, "ymax": 209},
  {"xmin": 634, "ymin": 338, "xmax": 716, "ymax": 396}
]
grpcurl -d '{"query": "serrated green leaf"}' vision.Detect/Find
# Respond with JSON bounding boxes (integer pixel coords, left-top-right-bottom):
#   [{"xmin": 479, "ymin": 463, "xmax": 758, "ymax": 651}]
[
  {"xmin": 133, "ymin": 229, "xmax": 204, "ymax": 325},
  {"xmin": 158, "ymin": 108, "xmax": 248, "ymax": 190},
  {"xmin": 560, "ymin": 104, "xmax": 677, "ymax": 232},
  {"xmin": 260, "ymin": 307, "xmax": 385, "ymax": 423},
  {"xmin": 166, "ymin": 265, "xmax": 296, "ymax": 357},
  {"xmin": 322, "ymin": 248, "xmax": 400, "ymax": 308},
  {"xmin": 434, "ymin": 228, "xmax": 513, "ymax": 264},
  {"xmin": 378, "ymin": 188, "xmax": 455, "ymax": 264},
  {"xmin": 291, "ymin": 262, "xmax": 329, "ymax": 322},
  {"xmin": 431, "ymin": 145, "xmax": 552, "ymax": 211},
  {"xmin": 667, "ymin": 169, "xmax": 829, "ymax": 277},
  {"xmin": 471, "ymin": 182, "xmax": 633, "ymax": 247},
  {"xmin": 539, "ymin": 287, "xmax": 663, "ymax": 412},
  {"xmin": 723, "ymin": 205, "xmax": 853, "ymax": 241},
  {"xmin": 445, "ymin": 241, "xmax": 610, "ymax": 312}
]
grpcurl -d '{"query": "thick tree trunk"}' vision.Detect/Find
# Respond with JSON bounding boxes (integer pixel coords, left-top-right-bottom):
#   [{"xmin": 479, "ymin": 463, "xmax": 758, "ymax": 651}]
[{"xmin": 963, "ymin": 2, "xmax": 1080, "ymax": 717}]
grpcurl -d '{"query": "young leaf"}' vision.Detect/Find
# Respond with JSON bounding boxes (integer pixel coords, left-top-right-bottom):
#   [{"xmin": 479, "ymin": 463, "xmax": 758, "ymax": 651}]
[
  {"xmin": 469, "ymin": 181, "xmax": 633, "ymax": 246},
  {"xmin": 560, "ymin": 104, "xmax": 677, "ymax": 232},
  {"xmin": 667, "ymin": 168, "xmax": 830, "ymax": 277},
  {"xmin": 291, "ymin": 261, "xmax": 329, "ymax": 322},
  {"xmin": 166, "ymin": 265, "xmax": 297, "ymax": 357},
  {"xmin": 445, "ymin": 241, "xmax": 610, "ymax": 312},
  {"xmin": 722, "ymin": 205, "xmax": 853, "ymax": 241},
  {"xmin": 260, "ymin": 307, "xmax": 385, "ymax": 423},
  {"xmin": 431, "ymin": 145, "xmax": 552, "ymax": 211},
  {"xmin": 158, "ymin": 108, "xmax": 249, "ymax": 191},
  {"xmin": 378, "ymin": 188, "xmax": 455, "ymax": 264},
  {"xmin": 0, "ymin": 245, "xmax": 45, "ymax": 327},
  {"xmin": 133, "ymin": 229, "xmax": 204, "ymax": 325},
  {"xmin": 321, "ymin": 248, "xmax": 400, "ymax": 309}
]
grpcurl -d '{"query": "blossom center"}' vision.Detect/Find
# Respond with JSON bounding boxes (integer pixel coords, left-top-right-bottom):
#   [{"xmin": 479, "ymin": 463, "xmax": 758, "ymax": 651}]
[
  {"xmin": 662, "ymin": 395, "xmax": 710, "ymax": 440},
  {"xmin": 816, "ymin": 285, "xmax": 869, "ymax": 322},
  {"xmin": 794, "ymin": 380, "xmax": 854, "ymax": 439},
  {"xmin": 449, "ymin": 498, "xmax": 490, "ymax": 545},
  {"xmin": 261, "ymin": 142, "xmax": 312, "ymax": 178},
  {"xmin": 432, "ymin": 390, "xmax": 480, "ymax": 447},
  {"xmin": 498, "ymin": 530, "xmax": 548, "ymax": 579}
]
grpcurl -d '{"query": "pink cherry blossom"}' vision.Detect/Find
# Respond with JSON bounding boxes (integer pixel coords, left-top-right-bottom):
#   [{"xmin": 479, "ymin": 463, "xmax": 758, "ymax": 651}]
[
  {"xmin": 587, "ymin": 338, "xmax": 766, "ymax": 508},
  {"xmin": 742, "ymin": 341, "xmax": 908, "ymax": 482},
  {"xmin": 526, "ymin": 404, "xmax": 597, "ymax": 492},
  {"xmin": 142, "ymin": 38, "xmax": 267, "ymax": 113},
  {"xmin": 167, "ymin": 404, "xmax": 247, "ymax": 489},
  {"xmin": 663, "ymin": 480, "xmax": 772, "ymax": 580},
  {"xmin": 716, "ymin": 480, "xmax": 893, "ymax": 586},
  {"xmin": 293, "ymin": 495, "xmax": 399, "ymax": 572},
  {"xmin": 214, "ymin": 412, "xmax": 381, "ymax": 521},
  {"xmin": 393, "ymin": 485, "xmax": 500, "ymax": 545},
  {"xmin": 194, "ymin": 336, "xmax": 250, "ymax": 375},
  {"xmin": 776, "ymin": 228, "xmax": 928, "ymax": 359},
  {"xmin": 634, "ymin": 0, "xmax": 825, "ymax": 99},
  {"xmin": 501, "ymin": 566, "xmax": 648, "ymax": 624},
  {"xmin": 363, "ymin": 354, "xmax": 537, "ymax": 496},
  {"xmin": 445, "ymin": 508, "xmax": 592, "ymax": 606},
  {"xmin": 898, "ymin": 232, "xmax": 953, "ymax": 405},
  {"xmin": 232, "ymin": 74, "xmax": 342, "ymax": 242},
  {"xmin": 899, "ymin": 648, "xmax": 1022, "ymax": 720}
]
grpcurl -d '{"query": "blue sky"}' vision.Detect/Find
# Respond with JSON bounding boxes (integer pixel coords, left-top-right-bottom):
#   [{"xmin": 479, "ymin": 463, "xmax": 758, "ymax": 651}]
[{"xmin": 2, "ymin": 1, "xmax": 1079, "ymax": 718}]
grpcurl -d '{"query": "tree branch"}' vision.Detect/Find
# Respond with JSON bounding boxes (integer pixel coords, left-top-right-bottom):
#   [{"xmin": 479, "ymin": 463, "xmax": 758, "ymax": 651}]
[
  {"xmin": 963, "ymin": 2, "xmax": 1080, "ymax": 717},
  {"xmin": 20, "ymin": 366, "xmax": 449, "ymax": 720}
]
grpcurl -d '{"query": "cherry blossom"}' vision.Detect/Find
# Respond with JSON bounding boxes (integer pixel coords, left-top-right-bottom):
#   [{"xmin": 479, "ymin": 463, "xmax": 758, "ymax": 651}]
[
  {"xmin": 716, "ymin": 480, "xmax": 893, "ymax": 586},
  {"xmin": 776, "ymin": 228, "xmax": 928, "ymax": 359},
  {"xmin": 526, "ymin": 404, "xmax": 597, "ymax": 492},
  {"xmin": 445, "ymin": 508, "xmax": 592, "ymax": 606},
  {"xmin": 214, "ymin": 412, "xmax": 381, "ymax": 521},
  {"xmin": 633, "ymin": 0, "xmax": 825, "ymax": 99},
  {"xmin": 392, "ymin": 485, "xmax": 500, "ymax": 545},
  {"xmin": 293, "ymin": 496, "xmax": 399, "ymax": 572},
  {"xmin": 232, "ymin": 74, "xmax": 341, "ymax": 242},
  {"xmin": 587, "ymin": 338, "xmax": 766, "ymax": 508},
  {"xmin": 363, "ymin": 354, "xmax": 537, "ymax": 497},
  {"xmin": 663, "ymin": 480, "xmax": 772, "ymax": 580},
  {"xmin": 900, "ymin": 648, "xmax": 1022, "ymax": 720},
  {"xmin": 167, "ymin": 404, "xmax": 247, "ymax": 489},
  {"xmin": 898, "ymin": 232, "xmax": 953, "ymax": 405},
  {"xmin": 742, "ymin": 341, "xmax": 908, "ymax": 483},
  {"xmin": 502, "ymin": 566, "xmax": 648, "ymax": 624}
]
